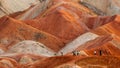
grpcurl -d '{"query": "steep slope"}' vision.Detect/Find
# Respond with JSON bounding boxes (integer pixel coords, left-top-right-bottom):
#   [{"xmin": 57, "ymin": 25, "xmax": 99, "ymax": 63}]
[
  {"xmin": 23, "ymin": 0, "xmax": 117, "ymax": 44},
  {"xmin": 80, "ymin": 17, "xmax": 120, "ymax": 56},
  {"xmin": 39, "ymin": 0, "xmax": 96, "ymax": 18},
  {"xmin": 24, "ymin": 0, "xmax": 94, "ymax": 43},
  {"xmin": 0, "ymin": 16, "xmax": 64, "ymax": 52},
  {"xmin": 24, "ymin": 9, "xmax": 89, "ymax": 43}
]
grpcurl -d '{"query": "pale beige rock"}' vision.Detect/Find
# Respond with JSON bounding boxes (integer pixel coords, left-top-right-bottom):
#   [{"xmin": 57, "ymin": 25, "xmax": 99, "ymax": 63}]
[
  {"xmin": 57, "ymin": 32, "xmax": 98, "ymax": 55},
  {"xmin": 8, "ymin": 40, "xmax": 56, "ymax": 57},
  {"xmin": 0, "ymin": 0, "xmax": 40, "ymax": 17},
  {"xmin": 81, "ymin": 0, "xmax": 120, "ymax": 15}
]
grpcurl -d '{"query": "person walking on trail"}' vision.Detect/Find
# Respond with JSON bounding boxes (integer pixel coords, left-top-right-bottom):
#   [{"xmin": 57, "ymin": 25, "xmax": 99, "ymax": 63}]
[
  {"xmin": 61, "ymin": 52, "xmax": 63, "ymax": 56},
  {"xmin": 72, "ymin": 51, "xmax": 80, "ymax": 56},
  {"xmin": 94, "ymin": 50, "xmax": 97, "ymax": 55},
  {"xmin": 99, "ymin": 50, "xmax": 102, "ymax": 56}
]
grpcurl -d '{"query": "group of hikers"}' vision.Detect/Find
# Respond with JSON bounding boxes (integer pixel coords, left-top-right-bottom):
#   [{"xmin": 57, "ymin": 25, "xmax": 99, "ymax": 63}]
[
  {"xmin": 72, "ymin": 50, "xmax": 102, "ymax": 56},
  {"xmin": 60, "ymin": 50, "xmax": 103, "ymax": 56},
  {"xmin": 93, "ymin": 50, "xmax": 103, "ymax": 56},
  {"xmin": 71, "ymin": 50, "xmax": 103, "ymax": 56}
]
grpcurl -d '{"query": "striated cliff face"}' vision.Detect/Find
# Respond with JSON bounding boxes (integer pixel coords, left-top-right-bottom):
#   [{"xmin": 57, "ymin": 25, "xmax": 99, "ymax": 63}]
[
  {"xmin": 1, "ymin": 0, "xmax": 120, "ymax": 17},
  {"xmin": 0, "ymin": 0, "xmax": 120, "ymax": 68},
  {"xmin": 81, "ymin": 0, "xmax": 120, "ymax": 15},
  {"xmin": 0, "ymin": 0, "xmax": 50, "ymax": 17}
]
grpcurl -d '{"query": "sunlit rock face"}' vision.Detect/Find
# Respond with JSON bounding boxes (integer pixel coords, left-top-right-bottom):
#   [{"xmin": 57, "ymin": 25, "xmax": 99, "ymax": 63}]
[{"xmin": 81, "ymin": 0, "xmax": 120, "ymax": 15}]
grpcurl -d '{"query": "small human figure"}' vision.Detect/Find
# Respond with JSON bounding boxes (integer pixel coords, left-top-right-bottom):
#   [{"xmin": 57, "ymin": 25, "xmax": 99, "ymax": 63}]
[
  {"xmin": 61, "ymin": 52, "xmax": 63, "ymax": 56},
  {"xmin": 72, "ymin": 51, "xmax": 80, "ymax": 56},
  {"xmin": 94, "ymin": 51, "xmax": 97, "ymax": 55},
  {"xmin": 99, "ymin": 50, "xmax": 102, "ymax": 56}
]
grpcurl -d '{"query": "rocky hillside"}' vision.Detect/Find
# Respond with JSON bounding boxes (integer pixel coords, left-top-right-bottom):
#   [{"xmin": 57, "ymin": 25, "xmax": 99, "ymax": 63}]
[{"xmin": 0, "ymin": 0, "xmax": 120, "ymax": 68}]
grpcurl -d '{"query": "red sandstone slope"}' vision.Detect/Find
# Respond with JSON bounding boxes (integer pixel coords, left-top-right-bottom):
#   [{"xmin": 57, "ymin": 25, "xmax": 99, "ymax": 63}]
[
  {"xmin": 24, "ymin": 7, "xmax": 89, "ymax": 43},
  {"xmin": 0, "ymin": 16, "xmax": 64, "ymax": 52},
  {"xmin": 38, "ymin": 0, "xmax": 96, "ymax": 18},
  {"xmin": 24, "ymin": 1, "xmax": 95, "ymax": 43},
  {"xmin": 69, "ymin": 33, "xmax": 120, "ymax": 56},
  {"xmin": 23, "ymin": 0, "xmax": 117, "ymax": 44},
  {"xmin": 80, "ymin": 17, "xmax": 120, "ymax": 56},
  {"xmin": 72, "ymin": 16, "xmax": 120, "ymax": 56}
]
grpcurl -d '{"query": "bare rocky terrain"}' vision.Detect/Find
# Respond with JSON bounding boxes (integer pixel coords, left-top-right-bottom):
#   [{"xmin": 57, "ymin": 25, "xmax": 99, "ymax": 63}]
[{"xmin": 0, "ymin": 0, "xmax": 120, "ymax": 68}]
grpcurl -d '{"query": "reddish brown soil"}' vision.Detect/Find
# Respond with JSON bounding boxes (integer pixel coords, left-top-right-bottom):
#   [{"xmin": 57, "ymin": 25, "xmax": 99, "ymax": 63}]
[
  {"xmin": 0, "ymin": 16, "xmax": 64, "ymax": 52},
  {"xmin": 24, "ymin": 7, "xmax": 89, "ymax": 43},
  {"xmin": 23, "ymin": 0, "xmax": 96, "ymax": 43}
]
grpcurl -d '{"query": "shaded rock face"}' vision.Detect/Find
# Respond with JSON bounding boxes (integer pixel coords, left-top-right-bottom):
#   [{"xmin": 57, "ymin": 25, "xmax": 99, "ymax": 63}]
[{"xmin": 81, "ymin": 0, "xmax": 120, "ymax": 15}]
